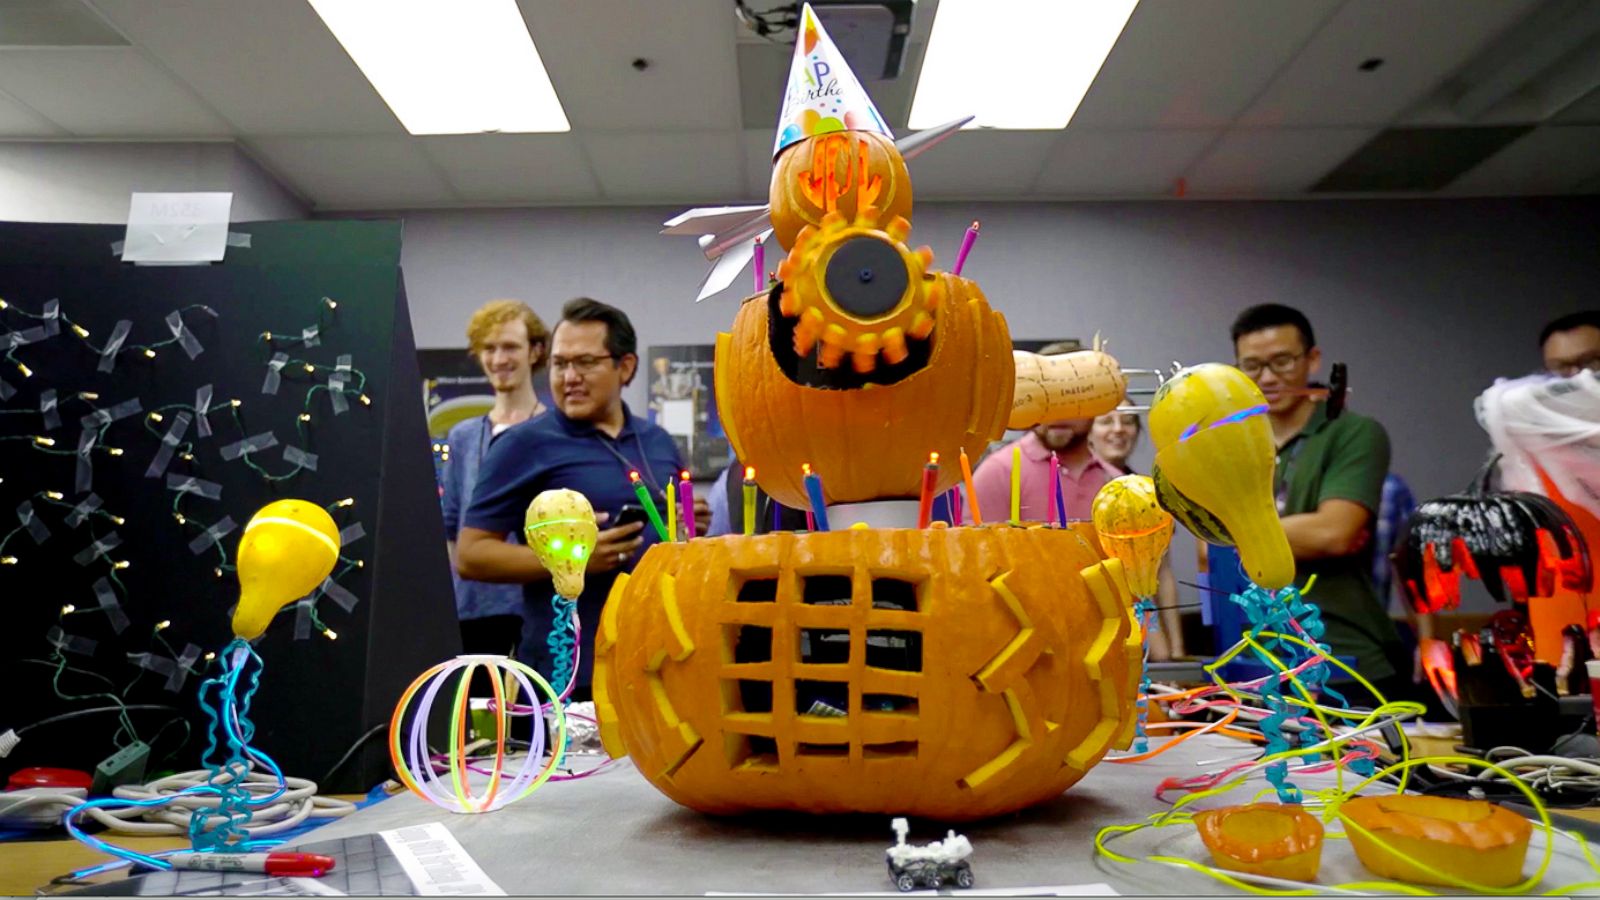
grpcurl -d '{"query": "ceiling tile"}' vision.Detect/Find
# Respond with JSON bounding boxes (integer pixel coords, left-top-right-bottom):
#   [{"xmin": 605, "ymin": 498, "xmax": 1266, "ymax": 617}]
[
  {"xmin": 519, "ymin": 0, "xmax": 741, "ymax": 132},
  {"xmin": 1071, "ymin": 0, "xmax": 1343, "ymax": 129},
  {"xmin": 1443, "ymin": 125, "xmax": 1600, "ymax": 195},
  {"xmin": 89, "ymin": 0, "xmax": 402, "ymax": 135},
  {"xmin": 0, "ymin": 87, "xmax": 68, "ymax": 137},
  {"xmin": 0, "ymin": 48, "xmax": 230, "ymax": 136},
  {"xmin": 1033, "ymin": 129, "xmax": 1218, "ymax": 196},
  {"xmin": 1236, "ymin": 0, "xmax": 1542, "ymax": 127},
  {"xmin": 247, "ymin": 136, "xmax": 457, "ymax": 209},
  {"xmin": 900, "ymin": 131, "xmax": 1057, "ymax": 198},
  {"xmin": 1184, "ymin": 127, "xmax": 1373, "ymax": 194},
  {"xmin": 582, "ymin": 132, "xmax": 746, "ymax": 202},
  {"xmin": 419, "ymin": 134, "xmax": 601, "ymax": 203}
]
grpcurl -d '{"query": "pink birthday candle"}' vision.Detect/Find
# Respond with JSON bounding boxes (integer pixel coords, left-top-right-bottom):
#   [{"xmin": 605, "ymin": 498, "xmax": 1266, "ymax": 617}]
[
  {"xmin": 951, "ymin": 221, "xmax": 980, "ymax": 276},
  {"xmin": 1048, "ymin": 454, "xmax": 1060, "ymax": 527},
  {"xmin": 753, "ymin": 236, "xmax": 765, "ymax": 292},
  {"xmin": 679, "ymin": 471, "xmax": 696, "ymax": 539}
]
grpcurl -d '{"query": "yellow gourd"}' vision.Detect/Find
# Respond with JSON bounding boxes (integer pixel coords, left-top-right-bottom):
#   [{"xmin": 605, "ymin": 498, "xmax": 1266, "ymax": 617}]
[
  {"xmin": 1149, "ymin": 364, "xmax": 1294, "ymax": 591},
  {"xmin": 231, "ymin": 499, "xmax": 341, "ymax": 640},
  {"xmin": 524, "ymin": 489, "xmax": 599, "ymax": 600},
  {"xmin": 1092, "ymin": 475, "xmax": 1173, "ymax": 599}
]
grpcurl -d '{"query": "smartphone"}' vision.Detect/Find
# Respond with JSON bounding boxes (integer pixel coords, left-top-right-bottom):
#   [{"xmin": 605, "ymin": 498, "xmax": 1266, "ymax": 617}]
[{"xmin": 611, "ymin": 504, "xmax": 651, "ymax": 531}]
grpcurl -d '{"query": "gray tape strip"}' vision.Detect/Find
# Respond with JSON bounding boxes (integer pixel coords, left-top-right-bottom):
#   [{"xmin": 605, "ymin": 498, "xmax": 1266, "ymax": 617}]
[
  {"xmin": 65, "ymin": 493, "xmax": 102, "ymax": 528},
  {"xmin": 40, "ymin": 389, "xmax": 59, "ymax": 431},
  {"xmin": 105, "ymin": 397, "xmax": 142, "ymax": 423},
  {"xmin": 262, "ymin": 352, "xmax": 288, "ymax": 395},
  {"xmin": 73, "ymin": 531, "xmax": 121, "ymax": 565},
  {"xmin": 301, "ymin": 325, "xmax": 320, "ymax": 348},
  {"xmin": 144, "ymin": 411, "xmax": 192, "ymax": 478},
  {"xmin": 194, "ymin": 384, "xmax": 213, "ymax": 438},
  {"xmin": 282, "ymin": 444, "xmax": 318, "ymax": 472},
  {"xmin": 329, "ymin": 375, "xmax": 349, "ymax": 415},
  {"xmin": 75, "ymin": 429, "xmax": 94, "ymax": 494},
  {"xmin": 188, "ymin": 515, "xmax": 236, "ymax": 555},
  {"xmin": 97, "ymin": 320, "xmax": 132, "ymax": 373},
  {"xmin": 40, "ymin": 299, "xmax": 60, "ymax": 337},
  {"xmin": 129, "ymin": 652, "xmax": 175, "ymax": 679},
  {"xmin": 17, "ymin": 501, "xmax": 48, "ymax": 544},
  {"xmin": 47, "ymin": 626, "xmax": 97, "ymax": 657},
  {"xmin": 336, "ymin": 354, "xmax": 352, "ymax": 373},
  {"xmin": 321, "ymin": 578, "xmax": 360, "ymax": 613},
  {"xmin": 165, "ymin": 473, "xmax": 222, "ymax": 501},
  {"xmin": 167, "ymin": 310, "xmax": 203, "ymax": 359},
  {"xmin": 165, "ymin": 643, "xmax": 202, "ymax": 691},
  {"xmin": 338, "ymin": 521, "xmax": 365, "ymax": 545},
  {"xmin": 2, "ymin": 325, "xmax": 45, "ymax": 349},
  {"xmin": 220, "ymin": 431, "xmax": 277, "ymax": 461},
  {"xmin": 293, "ymin": 600, "xmax": 313, "ymax": 640},
  {"xmin": 93, "ymin": 577, "xmax": 129, "ymax": 634}
]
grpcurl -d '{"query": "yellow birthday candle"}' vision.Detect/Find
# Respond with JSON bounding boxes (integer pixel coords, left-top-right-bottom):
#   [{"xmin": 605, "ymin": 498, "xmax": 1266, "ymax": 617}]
[
  {"xmin": 1149, "ymin": 364, "xmax": 1294, "ymax": 590},
  {"xmin": 524, "ymin": 489, "xmax": 599, "ymax": 599},
  {"xmin": 232, "ymin": 499, "xmax": 341, "ymax": 640},
  {"xmin": 1092, "ymin": 475, "xmax": 1174, "ymax": 599}
]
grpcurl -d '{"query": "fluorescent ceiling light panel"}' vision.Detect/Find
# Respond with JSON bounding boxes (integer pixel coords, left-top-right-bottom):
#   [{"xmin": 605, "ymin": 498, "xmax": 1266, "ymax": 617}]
[
  {"xmin": 909, "ymin": 0, "xmax": 1139, "ymax": 130},
  {"xmin": 307, "ymin": 0, "xmax": 569, "ymax": 135}
]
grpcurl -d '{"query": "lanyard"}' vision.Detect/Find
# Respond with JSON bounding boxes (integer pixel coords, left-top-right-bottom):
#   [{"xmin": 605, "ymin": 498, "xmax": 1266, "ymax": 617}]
[{"xmin": 592, "ymin": 428, "xmax": 664, "ymax": 495}]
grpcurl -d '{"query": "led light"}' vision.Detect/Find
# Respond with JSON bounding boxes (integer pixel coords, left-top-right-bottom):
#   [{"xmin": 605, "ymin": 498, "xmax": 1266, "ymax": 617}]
[
  {"xmin": 113, "ymin": 560, "xmax": 131, "ymax": 570},
  {"xmin": 230, "ymin": 399, "xmax": 242, "ymax": 408},
  {"xmin": 71, "ymin": 324, "xmax": 90, "ymax": 339},
  {"xmin": 324, "ymin": 298, "xmax": 338, "ymax": 310},
  {"xmin": 45, "ymin": 490, "xmax": 64, "ymax": 500},
  {"xmin": 155, "ymin": 619, "xmax": 170, "ymax": 630},
  {"xmin": 105, "ymin": 447, "xmax": 123, "ymax": 457},
  {"xmin": 336, "ymin": 498, "xmax": 355, "ymax": 508},
  {"xmin": 0, "ymin": 299, "xmax": 7, "ymax": 309},
  {"xmin": 16, "ymin": 362, "xmax": 31, "ymax": 378},
  {"xmin": 180, "ymin": 452, "xmax": 194, "ymax": 461},
  {"xmin": 149, "ymin": 412, "xmax": 164, "ymax": 423},
  {"xmin": 78, "ymin": 392, "xmax": 98, "ymax": 401},
  {"xmin": 304, "ymin": 364, "xmax": 316, "ymax": 373},
  {"xmin": 174, "ymin": 513, "xmax": 187, "ymax": 524},
  {"xmin": 214, "ymin": 567, "xmax": 224, "ymax": 578},
  {"xmin": 323, "ymin": 628, "xmax": 338, "ymax": 641},
  {"xmin": 299, "ymin": 413, "xmax": 312, "ymax": 422},
  {"xmin": 359, "ymin": 394, "xmax": 372, "ymax": 406},
  {"xmin": 307, "ymin": 0, "xmax": 570, "ymax": 135},
  {"xmin": 261, "ymin": 331, "xmax": 273, "ymax": 341},
  {"xmin": 33, "ymin": 436, "xmax": 54, "ymax": 447},
  {"xmin": 110, "ymin": 515, "xmax": 125, "ymax": 525},
  {"xmin": 204, "ymin": 651, "xmax": 216, "ymax": 661},
  {"xmin": 355, "ymin": 560, "xmax": 365, "ymax": 569},
  {"xmin": 909, "ymin": 0, "xmax": 1139, "ymax": 130},
  {"xmin": 2, "ymin": 557, "xmax": 18, "ymax": 565},
  {"xmin": 144, "ymin": 349, "xmax": 156, "ymax": 359},
  {"xmin": 61, "ymin": 604, "xmax": 75, "ymax": 614}
]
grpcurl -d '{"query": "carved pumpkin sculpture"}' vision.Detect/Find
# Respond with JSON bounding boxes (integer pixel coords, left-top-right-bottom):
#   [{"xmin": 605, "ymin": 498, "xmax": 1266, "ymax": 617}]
[
  {"xmin": 597, "ymin": 3, "xmax": 1142, "ymax": 820},
  {"xmin": 1393, "ymin": 467, "xmax": 1592, "ymax": 613}
]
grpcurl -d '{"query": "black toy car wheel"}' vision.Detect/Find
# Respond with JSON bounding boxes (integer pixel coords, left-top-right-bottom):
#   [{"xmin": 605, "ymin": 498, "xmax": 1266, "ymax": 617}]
[
  {"xmin": 956, "ymin": 866, "xmax": 974, "ymax": 888},
  {"xmin": 896, "ymin": 872, "xmax": 916, "ymax": 892}
]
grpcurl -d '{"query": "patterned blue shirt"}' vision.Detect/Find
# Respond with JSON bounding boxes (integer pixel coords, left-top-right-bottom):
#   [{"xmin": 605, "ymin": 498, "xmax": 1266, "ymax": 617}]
[
  {"xmin": 1372, "ymin": 472, "xmax": 1417, "ymax": 614},
  {"xmin": 440, "ymin": 415, "xmax": 528, "ymax": 621}
]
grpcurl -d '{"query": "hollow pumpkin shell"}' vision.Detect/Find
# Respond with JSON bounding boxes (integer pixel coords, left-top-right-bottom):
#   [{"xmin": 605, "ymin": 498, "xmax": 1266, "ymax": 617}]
[
  {"xmin": 716, "ymin": 273, "xmax": 1013, "ymax": 510},
  {"xmin": 1194, "ymin": 803, "xmax": 1325, "ymax": 883},
  {"xmin": 1339, "ymin": 795, "xmax": 1532, "ymax": 888},
  {"xmin": 590, "ymin": 525, "xmax": 1144, "ymax": 820},
  {"xmin": 770, "ymin": 130, "xmax": 912, "ymax": 252}
]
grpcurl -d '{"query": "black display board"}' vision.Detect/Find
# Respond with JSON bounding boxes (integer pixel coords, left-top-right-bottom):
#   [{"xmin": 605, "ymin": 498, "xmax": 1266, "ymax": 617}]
[{"xmin": 0, "ymin": 220, "xmax": 458, "ymax": 793}]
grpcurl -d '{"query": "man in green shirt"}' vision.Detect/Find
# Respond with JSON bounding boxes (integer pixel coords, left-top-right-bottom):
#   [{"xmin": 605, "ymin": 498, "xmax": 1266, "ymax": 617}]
[{"xmin": 1230, "ymin": 304, "xmax": 1406, "ymax": 702}]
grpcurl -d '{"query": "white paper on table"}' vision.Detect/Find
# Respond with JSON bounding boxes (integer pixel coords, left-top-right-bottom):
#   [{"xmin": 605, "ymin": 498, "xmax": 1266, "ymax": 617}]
[
  {"xmin": 660, "ymin": 398, "xmax": 695, "ymax": 436},
  {"xmin": 122, "ymin": 192, "xmax": 233, "ymax": 263},
  {"xmin": 707, "ymin": 885, "xmax": 1118, "ymax": 897},
  {"xmin": 379, "ymin": 821, "xmax": 506, "ymax": 896}
]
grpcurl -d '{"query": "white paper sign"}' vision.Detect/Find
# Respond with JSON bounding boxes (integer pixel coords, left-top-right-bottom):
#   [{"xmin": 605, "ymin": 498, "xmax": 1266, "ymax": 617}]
[
  {"xmin": 122, "ymin": 192, "xmax": 233, "ymax": 263},
  {"xmin": 379, "ymin": 821, "xmax": 506, "ymax": 896}
]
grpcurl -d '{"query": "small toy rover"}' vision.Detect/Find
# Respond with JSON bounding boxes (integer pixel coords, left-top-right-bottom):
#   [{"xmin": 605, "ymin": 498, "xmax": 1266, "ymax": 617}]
[{"xmin": 885, "ymin": 817, "xmax": 974, "ymax": 891}]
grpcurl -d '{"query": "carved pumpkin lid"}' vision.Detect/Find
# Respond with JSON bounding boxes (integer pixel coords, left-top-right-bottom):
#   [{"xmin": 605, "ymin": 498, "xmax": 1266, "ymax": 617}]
[{"xmin": 773, "ymin": 3, "xmax": 893, "ymax": 159}]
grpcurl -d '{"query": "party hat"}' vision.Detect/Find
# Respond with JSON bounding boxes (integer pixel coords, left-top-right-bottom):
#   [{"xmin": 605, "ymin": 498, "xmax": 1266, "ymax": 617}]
[{"xmin": 773, "ymin": 3, "xmax": 893, "ymax": 158}]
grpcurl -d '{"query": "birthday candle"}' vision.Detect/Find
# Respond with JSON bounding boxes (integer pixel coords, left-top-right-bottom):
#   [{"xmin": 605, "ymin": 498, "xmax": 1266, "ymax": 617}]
[
  {"xmin": 1049, "ymin": 454, "xmax": 1061, "ymax": 527},
  {"xmin": 952, "ymin": 221, "xmax": 980, "ymax": 276},
  {"xmin": 917, "ymin": 452, "xmax": 939, "ymax": 529},
  {"xmin": 771, "ymin": 495, "xmax": 782, "ymax": 532},
  {"xmin": 665, "ymin": 476, "xmax": 677, "ymax": 541},
  {"xmin": 678, "ymin": 471, "xmax": 697, "ymax": 540},
  {"xmin": 950, "ymin": 488, "xmax": 963, "ymax": 527},
  {"xmin": 628, "ymin": 471, "xmax": 669, "ymax": 541},
  {"xmin": 802, "ymin": 463, "xmax": 831, "ymax": 532},
  {"xmin": 1010, "ymin": 445, "xmax": 1021, "ymax": 526},
  {"xmin": 1055, "ymin": 468, "xmax": 1068, "ymax": 528},
  {"xmin": 959, "ymin": 448, "xmax": 981, "ymax": 525},
  {"xmin": 742, "ymin": 466, "xmax": 757, "ymax": 537},
  {"xmin": 753, "ymin": 236, "xmax": 766, "ymax": 292}
]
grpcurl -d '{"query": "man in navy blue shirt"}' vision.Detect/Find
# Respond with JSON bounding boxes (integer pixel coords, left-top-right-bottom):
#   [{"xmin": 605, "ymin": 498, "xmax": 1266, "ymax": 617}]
[{"xmin": 459, "ymin": 298, "xmax": 704, "ymax": 698}]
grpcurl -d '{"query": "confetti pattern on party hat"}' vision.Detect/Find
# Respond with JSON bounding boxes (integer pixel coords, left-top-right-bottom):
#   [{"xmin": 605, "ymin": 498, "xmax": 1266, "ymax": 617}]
[{"xmin": 773, "ymin": 2, "xmax": 893, "ymax": 159}]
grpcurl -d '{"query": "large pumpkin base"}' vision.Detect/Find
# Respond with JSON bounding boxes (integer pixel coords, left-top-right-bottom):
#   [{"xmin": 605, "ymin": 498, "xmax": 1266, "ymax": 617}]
[{"xmin": 592, "ymin": 524, "xmax": 1143, "ymax": 821}]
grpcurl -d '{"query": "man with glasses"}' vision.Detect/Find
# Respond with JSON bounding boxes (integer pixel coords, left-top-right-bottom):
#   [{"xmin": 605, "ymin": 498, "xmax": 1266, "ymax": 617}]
[
  {"xmin": 1540, "ymin": 311, "xmax": 1600, "ymax": 377},
  {"xmin": 1224, "ymin": 304, "xmax": 1404, "ymax": 705},
  {"xmin": 458, "ymin": 298, "xmax": 708, "ymax": 699}
]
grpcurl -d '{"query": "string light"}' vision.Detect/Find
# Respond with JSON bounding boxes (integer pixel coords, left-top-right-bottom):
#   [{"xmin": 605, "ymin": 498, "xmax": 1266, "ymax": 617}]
[
  {"xmin": 358, "ymin": 394, "xmax": 371, "ymax": 406},
  {"xmin": 2, "ymin": 557, "xmax": 18, "ymax": 565},
  {"xmin": 143, "ymin": 349, "xmax": 156, "ymax": 359},
  {"xmin": 203, "ymin": 652, "xmax": 216, "ymax": 662},
  {"xmin": 44, "ymin": 491, "xmax": 64, "ymax": 501},
  {"xmin": 335, "ymin": 498, "xmax": 355, "ymax": 508},
  {"xmin": 322, "ymin": 628, "xmax": 338, "ymax": 641},
  {"xmin": 148, "ymin": 412, "xmax": 163, "ymax": 423},
  {"xmin": 104, "ymin": 447, "xmax": 123, "ymax": 457},
  {"xmin": 61, "ymin": 604, "xmax": 75, "ymax": 614},
  {"xmin": 155, "ymin": 620, "xmax": 170, "ymax": 631},
  {"xmin": 298, "ymin": 413, "xmax": 311, "ymax": 422},
  {"xmin": 230, "ymin": 399, "xmax": 242, "ymax": 408},
  {"xmin": 70, "ymin": 324, "xmax": 89, "ymax": 339},
  {"xmin": 323, "ymin": 298, "xmax": 337, "ymax": 310},
  {"xmin": 33, "ymin": 436, "xmax": 54, "ymax": 447},
  {"xmin": 109, "ymin": 515, "xmax": 125, "ymax": 526},
  {"xmin": 174, "ymin": 513, "xmax": 186, "ymax": 525},
  {"xmin": 302, "ymin": 364, "xmax": 315, "ymax": 374},
  {"xmin": 78, "ymin": 392, "xmax": 98, "ymax": 401},
  {"xmin": 112, "ymin": 560, "xmax": 131, "ymax": 570},
  {"xmin": 16, "ymin": 362, "xmax": 31, "ymax": 377}
]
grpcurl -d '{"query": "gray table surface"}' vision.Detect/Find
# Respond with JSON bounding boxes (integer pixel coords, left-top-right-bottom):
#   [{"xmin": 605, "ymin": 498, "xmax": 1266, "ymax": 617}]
[{"xmin": 284, "ymin": 734, "xmax": 1598, "ymax": 896}]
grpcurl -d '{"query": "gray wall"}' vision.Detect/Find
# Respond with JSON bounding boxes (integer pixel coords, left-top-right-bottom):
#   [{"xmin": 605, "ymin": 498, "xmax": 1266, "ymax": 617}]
[{"xmin": 387, "ymin": 197, "xmax": 1598, "ymax": 616}]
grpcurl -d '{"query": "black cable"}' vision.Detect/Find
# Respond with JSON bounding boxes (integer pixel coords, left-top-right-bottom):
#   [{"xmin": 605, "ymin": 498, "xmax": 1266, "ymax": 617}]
[
  {"xmin": 14, "ymin": 704, "xmax": 181, "ymax": 736},
  {"xmin": 319, "ymin": 722, "xmax": 387, "ymax": 785}
]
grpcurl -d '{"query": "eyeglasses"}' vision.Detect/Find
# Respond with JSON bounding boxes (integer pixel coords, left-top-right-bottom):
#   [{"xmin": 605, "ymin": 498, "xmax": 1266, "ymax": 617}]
[
  {"xmin": 1237, "ymin": 353, "xmax": 1304, "ymax": 377},
  {"xmin": 549, "ymin": 354, "xmax": 615, "ymax": 374},
  {"xmin": 1550, "ymin": 356, "xmax": 1600, "ymax": 378}
]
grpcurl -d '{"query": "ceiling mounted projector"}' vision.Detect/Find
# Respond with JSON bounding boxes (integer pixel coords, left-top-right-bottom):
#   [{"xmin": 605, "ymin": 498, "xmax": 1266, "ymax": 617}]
[{"xmin": 740, "ymin": 1, "xmax": 916, "ymax": 80}]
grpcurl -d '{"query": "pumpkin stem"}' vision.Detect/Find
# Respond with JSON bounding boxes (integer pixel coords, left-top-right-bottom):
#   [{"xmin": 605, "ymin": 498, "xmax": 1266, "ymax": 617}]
[{"xmin": 1469, "ymin": 454, "xmax": 1502, "ymax": 495}]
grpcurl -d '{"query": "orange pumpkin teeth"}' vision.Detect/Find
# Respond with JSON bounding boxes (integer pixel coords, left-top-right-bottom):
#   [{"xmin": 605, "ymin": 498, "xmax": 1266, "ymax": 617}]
[
  {"xmin": 916, "ymin": 246, "xmax": 935, "ymax": 269},
  {"xmin": 887, "ymin": 216, "xmax": 911, "ymax": 243},
  {"xmin": 778, "ymin": 287, "xmax": 800, "ymax": 317},
  {"xmin": 925, "ymin": 279, "xmax": 944, "ymax": 311},
  {"xmin": 882, "ymin": 327, "xmax": 908, "ymax": 364},
  {"xmin": 909, "ymin": 313, "xmax": 934, "ymax": 341}
]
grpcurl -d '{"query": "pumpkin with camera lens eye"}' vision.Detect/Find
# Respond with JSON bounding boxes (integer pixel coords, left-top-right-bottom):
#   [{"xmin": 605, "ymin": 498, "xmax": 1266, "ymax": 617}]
[{"xmin": 590, "ymin": 525, "xmax": 1145, "ymax": 820}]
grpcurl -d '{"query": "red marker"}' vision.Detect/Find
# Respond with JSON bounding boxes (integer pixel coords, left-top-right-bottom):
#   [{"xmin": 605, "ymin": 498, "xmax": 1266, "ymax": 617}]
[{"xmin": 168, "ymin": 852, "xmax": 336, "ymax": 877}]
